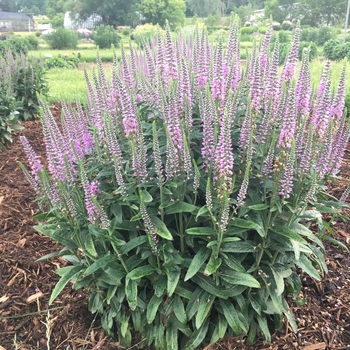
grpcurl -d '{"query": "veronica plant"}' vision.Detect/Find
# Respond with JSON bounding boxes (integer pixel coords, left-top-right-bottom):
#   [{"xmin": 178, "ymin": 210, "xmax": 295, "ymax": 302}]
[{"xmin": 21, "ymin": 18, "xmax": 349, "ymax": 349}]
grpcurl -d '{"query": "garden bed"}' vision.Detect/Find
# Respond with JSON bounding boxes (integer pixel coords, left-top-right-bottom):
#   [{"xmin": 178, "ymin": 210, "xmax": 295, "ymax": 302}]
[{"xmin": 0, "ymin": 103, "xmax": 349, "ymax": 350}]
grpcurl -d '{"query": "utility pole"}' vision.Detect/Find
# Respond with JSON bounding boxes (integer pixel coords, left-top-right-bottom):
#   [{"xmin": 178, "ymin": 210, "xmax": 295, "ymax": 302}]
[{"xmin": 343, "ymin": 0, "xmax": 350, "ymax": 43}]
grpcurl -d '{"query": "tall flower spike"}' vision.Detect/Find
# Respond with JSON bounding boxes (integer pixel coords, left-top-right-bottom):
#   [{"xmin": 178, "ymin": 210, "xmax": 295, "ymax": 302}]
[
  {"xmin": 281, "ymin": 26, "xmax": 301, "ymax": 83},
  {"xmin": 295, "ymin": 48, "xmax": 311, "ymax": 116},
  {"xmin": 265, "ymin": 35, "xmax": 280, "ymax": 102},
  {"xmin": 330, "ymin": 65, "xmax": 346, "ymax": 121},
  {"xmin": 20, "ymin": 136, "xmax": 42, "ymax": 182},
  {"xmin": 211, "ymin": 36, "xmax": 225, "ymax": 102},
  {"xmin": 279, "ymin": 139, "xmax": 296, "ymax": 199},
  {"xmin": 259, "ymin": 24, "xmax": 273, "ymax": 73},
  {"xmin": 165, "ymin": 22, "xmax": 178, "ymax": 79},
  {"xmin": 214, "ymin": 108, "xmax": 234, "ymax": 195}
]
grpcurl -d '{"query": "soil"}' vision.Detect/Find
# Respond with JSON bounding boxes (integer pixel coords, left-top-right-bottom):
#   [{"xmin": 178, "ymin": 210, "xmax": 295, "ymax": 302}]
[{"xmin": 0, "ymin": 103, "xmax": 349, "ymax": 350}]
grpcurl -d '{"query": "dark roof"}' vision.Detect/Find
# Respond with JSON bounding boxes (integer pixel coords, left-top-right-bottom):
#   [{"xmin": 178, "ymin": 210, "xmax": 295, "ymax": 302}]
[{"xmin": 0, "ymin": 12, "xmax": 32, "ymax": 20}]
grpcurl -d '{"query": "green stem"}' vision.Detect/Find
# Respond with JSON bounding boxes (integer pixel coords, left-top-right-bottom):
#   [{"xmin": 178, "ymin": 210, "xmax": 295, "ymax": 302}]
[{"xmin": 179, "ymin": 212, "xmax": 185, "ymax": 253}]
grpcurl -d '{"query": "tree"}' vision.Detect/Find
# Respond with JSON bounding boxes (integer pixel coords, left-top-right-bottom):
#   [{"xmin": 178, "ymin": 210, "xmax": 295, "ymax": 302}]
[
  {"xmin": 297, "ymin": 0, "xmax": 348, "ymax": 26},
  {"xmin": 65, "ymin": 0, "xmax": 139, "ymax": 27},
  {"xmin": 0, "ymin": 0, "xmax": 18, "ymax": 11},
  {"xmin": 185, "ymin": 0, "xmax": 225, "ymax": 17},
  {"xmin": 264, "ymin": 0, "xmax": 297, "ymax": 23},
  {"xmin": 139, "ymin": 0, "xmax": 186, "ymax": 29},
  {"xmin": 17, "ymin": 0, "xmax": 46, "ymax": 14}
]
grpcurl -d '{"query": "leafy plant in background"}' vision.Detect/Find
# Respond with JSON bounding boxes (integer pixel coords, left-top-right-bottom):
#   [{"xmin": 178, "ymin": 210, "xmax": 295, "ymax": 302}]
[
  {"xmin": 93, "ymin": 25, "xmax": 121, "ymax": 49},
  {"xmin": 44, "ymin": 54, "xmax": 80, "ymax": 69},
  {"xmin": 21, "ymin": 18, "xmax": 349, "ymax": 349},
  {"xmin": 132, "ymin": 23, "xmax": 163, "ymax": 48},
  {"xmin": 44, "ymin": 28, "xmax": 79, "ymax": 50},
  {"xmin": 324, "ymin": 39, "xmax": 350, "ymax": 61},
  {"xmin": 298, "ymin": 41, "xmax": 318, "ymax": 61}
]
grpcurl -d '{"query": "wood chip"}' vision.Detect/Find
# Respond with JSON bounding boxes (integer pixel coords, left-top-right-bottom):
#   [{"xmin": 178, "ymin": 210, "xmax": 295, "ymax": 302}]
[
  {"xmin": 302, "ymin": 343, "xmax": 327, "ymax": 350},
  {"xmin": 0, "ymin": 345, "xmax": 7, "ymax": 350},
  {"xmin": 26, "ymin": 292, "xmax": 44, "ymax": 304},
  {"xmin": 0, "ymin": 295, "xmax": 9, "ymax": 303},
  {"xmin": 17, "ymin": 238, "xmax": 27, "ymax": 248}
]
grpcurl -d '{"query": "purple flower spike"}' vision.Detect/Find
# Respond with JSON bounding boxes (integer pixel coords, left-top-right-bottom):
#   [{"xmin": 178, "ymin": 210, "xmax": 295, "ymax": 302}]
[{"xmin": 20, "ymin": 136, "xmax": 42, "ymax": 181}]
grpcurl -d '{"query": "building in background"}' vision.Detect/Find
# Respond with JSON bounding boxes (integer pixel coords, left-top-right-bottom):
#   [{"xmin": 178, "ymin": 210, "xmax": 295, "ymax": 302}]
[{"xmin": 0, "ymin": 12, "xmax": 35, "ymax": 32}]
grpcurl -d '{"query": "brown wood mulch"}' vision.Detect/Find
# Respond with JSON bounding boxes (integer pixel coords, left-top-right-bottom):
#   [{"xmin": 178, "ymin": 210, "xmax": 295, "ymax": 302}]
[{"xmin": 0, "ymin": 103, "xmax": 349, "ymax": 350}]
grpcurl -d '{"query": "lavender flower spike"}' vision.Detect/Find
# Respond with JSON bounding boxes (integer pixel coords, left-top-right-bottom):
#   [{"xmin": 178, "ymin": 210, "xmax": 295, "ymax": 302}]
[{"xmin": 20, "ymin": 136, "xmax": 42, "ymax": 181}]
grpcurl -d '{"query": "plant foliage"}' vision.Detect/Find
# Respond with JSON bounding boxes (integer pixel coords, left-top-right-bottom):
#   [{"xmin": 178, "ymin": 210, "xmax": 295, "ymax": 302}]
[
  {"xmin": 93, "ymin": 25, "xmax": 122, "ymax": 49},
  {"xmin": 21, "ymin": 18, "xmax": 349, "ymax": 349},
  {"xmin": 43, "ymin": 28, "xmax": 79, "ymax": 50}
]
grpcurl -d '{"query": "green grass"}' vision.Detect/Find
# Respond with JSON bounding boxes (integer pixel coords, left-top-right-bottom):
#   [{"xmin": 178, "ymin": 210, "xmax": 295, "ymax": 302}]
[{"xmin": 44, "ymin": 66, "xmax": 110, "ymax": 103}]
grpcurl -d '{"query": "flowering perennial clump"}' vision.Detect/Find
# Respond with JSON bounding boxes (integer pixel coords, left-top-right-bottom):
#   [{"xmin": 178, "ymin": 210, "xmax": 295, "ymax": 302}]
[{"xmin": 21, "ymin": 18, "xmax": 349, "ymax": 350}]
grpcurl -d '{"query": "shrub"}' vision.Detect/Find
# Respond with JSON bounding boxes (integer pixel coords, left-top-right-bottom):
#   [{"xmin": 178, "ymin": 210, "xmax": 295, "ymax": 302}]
[
  {"xmin": 24, "ymin": 35, "xmax": 40, "ymax": 50},
  {"xmin": 44, "ymin": 54, "xmax": 80, "ymax": 69},
  {"xmin": 240, "ymin": 34, "xmax": 252, "ymax": 42},
  {"xmin": 21, "ymin": 23, "xmax": 348, "ymax": 350},
  {"xmin": 132, "ymin": 23, "xmax": 163, "ymax": 48},
  {"xmin": 240, "ymin": 26, "xmax": 255, "ymax": 35},
  {"xmin": 44, "ymin": 28, "xmax": 79, "ymax": 50},
  {"xmin": 272, "ymin": 21, "xmax": 281, "ymax": 30},
  {"xmin": 93, "ymin": 25, "xmax": 121, "ymax": 49},
  {"xmin": 323, "ymin": 39, "xmax": 350, "ymax": 61},
  {"xmin": 298, "ymin": 41, "xmax": 318, "ymax": 61},
  {"xmin": 281, "ymin": 20, "xmax": 293, "ymax": 31},
  {"xmin": 0, "ymin": 50, "xmax": 48, "ymax": 147},
  {"xmin": 0, "ymin": 36, "xmax": 29, "ymax": 55},
  {"xmin": 258, "ymin": 26, "xmax": 268, "ymax": 34},
  {"xmin": 204, "ymin": 14, "xmax": 221, "ymax": 27},
  {"xmin": 300, "ymin": 27, "xmax": 318, "ymax": 43},
  {"xmin": 271, "ymin": 30, "xmax": 290, "ymax": 45},
  {"xmin": 317, "ymin": 26, "xmax": 337, "ymax": 46}
]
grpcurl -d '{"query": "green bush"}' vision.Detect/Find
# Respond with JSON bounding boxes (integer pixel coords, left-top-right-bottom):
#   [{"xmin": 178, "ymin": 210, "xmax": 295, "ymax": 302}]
[
  {"xmin": 24, "ymin": 35, "xmax": 40, "ymax": 50},
  {"xmin": 317, "ymin": 26, "xmax": 337, "ymax": 46},
  {"xmin": 93, "ymin": 25, "xmax": 121, "ymax": 49},
  {"xmin": 323, "ymin": 39, "xmax": 350, "ymax": 61},
  {"xmin": 240, "ymin": 26, "xmax": 255, "ymax": 35},
  {"xmin": 204, "ymin": 14, "xmax": 221, "ymax": 27},
  {"xmin": 279, "ymin": 42, "xmax": 291, "ymax": 64},
  {"xmin": 281, "ymin": 21, "xmax": 293, "ymax": 31},
  {"xmin": 271, "ymin": 30, "xmax": 290, "ymax": 45},
  {"xmin": 132, "ymin": 23, "xmax": 163, "ymax": 48},
  {"xmin": 298, "ymin": 42, "xmax": 318, "ymax": 61},
  {"xmin": 21, "ymin": 24, "xmax": 348, "ymax": 350},
  {"xmin": 0, "ymin": 36, "xmax": 29, "ymax": 55},
  {"xmin": 44, "ymin": 28, "xmax": 79, "ymax": 50},
  {"xmin": 258, "ymin": 26, "xmax": 268, "ymax": 34},
  {"xmin": 44, "ymin": 54, "xmax": 80, "ymax": 69},
  {"xmin": 240, "ymin": 34, "xmax": 252, "ymax": 42},
  {"xmin": 300, "ymin": 27, "xmax": 318, "ymax": 43}
]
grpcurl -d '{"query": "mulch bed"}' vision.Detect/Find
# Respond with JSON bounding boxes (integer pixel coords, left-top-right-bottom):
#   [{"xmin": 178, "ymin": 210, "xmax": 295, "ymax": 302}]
[{"xmin": 0, "ymin": 103, "xmax": 349, "ymax": 350}]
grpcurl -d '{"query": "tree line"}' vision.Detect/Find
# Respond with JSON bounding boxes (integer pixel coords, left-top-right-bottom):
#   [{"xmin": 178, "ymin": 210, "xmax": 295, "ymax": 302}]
[{"xmin": 1, "ymin": 0, "xmax": 348, "ymax": 28}]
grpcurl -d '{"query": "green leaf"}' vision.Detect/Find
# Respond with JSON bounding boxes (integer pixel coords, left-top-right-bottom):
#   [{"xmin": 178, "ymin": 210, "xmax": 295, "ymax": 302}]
[
  {"xmin": 35, "ymin": 248, "xmax": 70, "ymax": 263},
  {"xmin": 141, "ymin": 189, "xmax": 153, "ymax": 203},
  {"xmin": 186, "ymin": 227, "xmax": 215, "ymax": 236},
  {"xmin": 195, "ymin": 293, "xmax": 215, "ymax": 329},
  {"xmin": 184, "ymin": 318, "xmax": 209, "ymax": 350},
  {"xmin": 84, "ymin": 255, "xmax": 116, "ymax": 276},
  {"xmin": 147, "ymin": 294, "xmax": 163, "ymax": 324},
  {"xmin": 210, "ymin": 313, "xmax": 227, "ymax": 344},
  {"xmin": 120, "ymin": 314, "xmax": 130, "ymax": 337},
  {"xmin": 49, "ymin": 265, "xmax": 84, "ymax": 305},
  {"xmin": 232, "ymin": 218, "xmax": 263, "ymax": 231},
  {"xmin": 126, "ymin": 265, "xmax": 155, "ymax": 280},
  {"xmin": 184, "ymin": 247, "xmax": 211, "ymax": 281},
  {"xmin": 204, "ymin": 256, "xmax": 222, "ymax": 276},
  {"xmin": 82, "ymin": 229, "xmax": 98, "ymax": 258},
  {"xmin": 167, "ymin": 267, "xmax": 181, "ymax": 297},
  {"xmin": 154, "ymin": 274, "xmax": 167, "ymax": 297},
  {"xmin": 219, "ymin": 299, "xmax": 244, "ymax": 334},
  {"xmin": 220, "ymin": 271, "xmax": 260, "ymax": 288},
  {"xmin": 270, "ymin": 226, "xmax": 307, "ymax": 244},
  {"xmin": 296, "ymin": 254, "xmax": 321, "ymax": 281},
  {"xmin": 166, "ymin": 325, "xmax": 178, "ymax": 350},
  {"xmin": 248, "ymin": 204, "xmax": 269, "ymax": 210},
  {"xmin": 173, "ymin": 295, "xmax": 187, "ymax": 324},
  {"xmin": 152, "ymin": 216, "xmax": 173, "ymax": 240},
  {"xmin": 186, "ymin": 288, "xmax": 202, "ymax": 320},
  {"xmin": 223, "ymin": 255, "xmax": 246, "ymax": 273},
  {"xmin": 257, "ymin": 315, "xmax": 271, "ymax": 342},
  {"xmin": 119, "ymin": 236, "xmax": 148, "ymax": 255},
  {"xmin": 192, "ymin": 275, "xmax": 246, "ymax": 299},
  {"xmin": 125, "ymin": 279, "xmax": 138, "ymax": 310},
  {"xmin": 221, "ymin": 241, "xmax": 256, "ymax": 253},
  {"xmin": 165, "ymin": 202, "xmax": 197, "ymax": 215},
  {"xmin": 196, "ymin": 205, "xmax": 209, "ymax": 220}
]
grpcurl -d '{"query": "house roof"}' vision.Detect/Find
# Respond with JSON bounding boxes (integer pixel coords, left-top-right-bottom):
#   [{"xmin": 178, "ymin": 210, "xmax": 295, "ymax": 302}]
[{"xmin": 0, "ymin": 12, "xmax": 32, "ymax": 20}]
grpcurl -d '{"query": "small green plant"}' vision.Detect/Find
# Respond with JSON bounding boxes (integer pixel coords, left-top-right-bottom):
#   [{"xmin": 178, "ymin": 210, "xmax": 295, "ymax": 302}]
[
  {"xmin": 93, "ymin": 25, "xmax": 121, "ymax": 49},
  {"xmin": 132, "ymin": 23, "xmax": 163, "ymax": 48},
  {"xmin": 323, "ymin": 39, "xmax": 350, "ymax": 61},
  {"xmin": 317, "ymin": 26, "xmax": 337, "ymax": 46},
  {"xmin": 240, "ymin": 26, "xmax": 255, "ymax": 35},
  {"xmin": 44, "ymin": 54, "xmax": 80, "ymax": 69},
  {"xmin": 44, "ymin": 28, "xmax": 79, "ymax": 50},
  {"xmin": 299, "ymin": 42, "xmax": 318, "ymax": 61}
]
